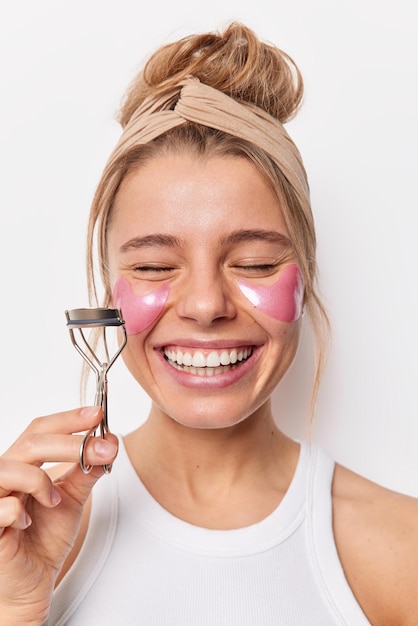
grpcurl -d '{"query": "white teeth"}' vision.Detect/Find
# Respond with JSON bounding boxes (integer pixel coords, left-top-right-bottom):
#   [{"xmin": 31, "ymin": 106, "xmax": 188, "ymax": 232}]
[
  {"xmin": 191, "ymin": 351, "xmax": 206, "ymax": 368},
  {"xmin": 164, "ymin": 346, "xmax": 253, "ymax": 372},
  {"xmin": 206, "ymin": 351, "xmax": 221, "ymax": 367},
  {"xmin": 182, "ymin": 352, "xmax": 193, "ymax": 366},
  {"xmin": 220, "ymin": 350, "xmax": 230, "ymax": 365}
]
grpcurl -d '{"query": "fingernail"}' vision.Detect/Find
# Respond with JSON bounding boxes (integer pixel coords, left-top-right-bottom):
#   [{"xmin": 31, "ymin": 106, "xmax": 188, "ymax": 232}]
[
  {"xmin": 50, "ymin": 486, "xmax": 62, "ymax": 506},
  {"xmin": 80, "ymin": 406, "xmax": 100, "ymax": 418},
  {"xmin": 94, "ymin": 439, "xmax": 118, "ymax": 458},
  {"xmin": 23, "ymin": 512, "xmax": 32, "ymax": 529}
]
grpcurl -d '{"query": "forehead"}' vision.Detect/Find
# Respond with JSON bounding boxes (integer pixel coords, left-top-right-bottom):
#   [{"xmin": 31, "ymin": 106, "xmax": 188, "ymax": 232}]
[{"xmin": 109, "ymin": 154, "xmax": 290, "ymax": 242}]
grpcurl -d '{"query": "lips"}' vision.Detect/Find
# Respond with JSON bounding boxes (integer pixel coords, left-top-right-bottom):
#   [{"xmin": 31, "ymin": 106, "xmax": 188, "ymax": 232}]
[{"xmin": 163, "ymin": 346, "xmax": 254, "ymax": 376}]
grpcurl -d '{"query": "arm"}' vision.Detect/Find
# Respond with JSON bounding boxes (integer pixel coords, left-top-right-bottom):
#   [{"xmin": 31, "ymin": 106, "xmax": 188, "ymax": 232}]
[{"xmin": 333, "ymin": 464, "xmax": 418, "ymax": 626}]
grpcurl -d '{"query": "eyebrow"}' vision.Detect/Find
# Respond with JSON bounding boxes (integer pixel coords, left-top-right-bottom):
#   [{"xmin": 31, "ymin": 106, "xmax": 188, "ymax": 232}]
[
  {"xmin": 119, "ymin": 229, "xmax": 291, "ymax": 252},
  {"xmin": 220, "ymin": 229, "xmax": 292, "ymax": 247},
  {"xmin": 120, "ymin": 234, "xmax": 183, "ymax": 252}
]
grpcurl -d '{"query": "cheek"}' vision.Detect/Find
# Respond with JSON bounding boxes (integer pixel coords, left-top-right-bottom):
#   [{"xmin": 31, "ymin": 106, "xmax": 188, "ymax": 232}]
[
  {"xmin": 237, "ymin": 264, "xmax": 304, "ymax": 323},
  {"xmin": 113, "ymin": 277, "xmax": 169, "ymax": 335}
]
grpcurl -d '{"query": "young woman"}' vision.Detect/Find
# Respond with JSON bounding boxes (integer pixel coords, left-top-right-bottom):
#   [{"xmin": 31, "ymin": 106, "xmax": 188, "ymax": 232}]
[{"xmin": 0, "ymin": 22, "xmax": 417, "ymax": 626}]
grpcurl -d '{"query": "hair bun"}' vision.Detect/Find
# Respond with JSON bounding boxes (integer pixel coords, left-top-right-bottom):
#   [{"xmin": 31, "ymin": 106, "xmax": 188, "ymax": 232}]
[{"xmin": 118, "ymin": 22, "xmax": 304, "ymax": 128}]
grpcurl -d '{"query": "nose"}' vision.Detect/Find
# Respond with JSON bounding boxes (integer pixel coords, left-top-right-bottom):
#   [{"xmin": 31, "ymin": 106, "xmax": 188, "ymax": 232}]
[{"xmin": 176, "ymin": 270, "xmax": 237, "ymax": 326}]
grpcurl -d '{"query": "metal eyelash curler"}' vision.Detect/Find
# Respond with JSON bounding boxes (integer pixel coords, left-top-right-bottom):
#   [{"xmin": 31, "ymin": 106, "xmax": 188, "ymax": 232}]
[{"xmin": 65, "ymin": 307, "xmax": 127, "ymax": 474}]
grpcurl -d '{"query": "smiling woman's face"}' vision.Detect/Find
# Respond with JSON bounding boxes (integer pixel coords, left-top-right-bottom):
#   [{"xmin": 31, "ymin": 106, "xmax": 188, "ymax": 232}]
[{"xmin": 106, "ymin": 153, "xmax": 303, "ymax": 429}]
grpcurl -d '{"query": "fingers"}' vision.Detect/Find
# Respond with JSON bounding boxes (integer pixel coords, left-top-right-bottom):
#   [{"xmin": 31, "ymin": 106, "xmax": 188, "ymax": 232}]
[
  {"xmin": 0, "ymin": 458, "xmax": 62, "ymax": 504},
  {"xmin": 75, "ymin": 432, "xmax": 119, "ymax": 473},
  {"xmin": 0, "ymin": 406, "xmax": 119, "ymax": 501},
  {"xmin": 0, "ymin": 496, "xmax": 32, "ymax": 534},
  {"xmin": 56, "ymin": 463, "xmax": 107, "ymax": 507},
  {"xmin": 3, "ymin": 432, "xmax": 119, "ymax": 467},
  {"xmin": 0, "ymin": 434, "xmax": 119, "ymax": 533},
  {"xmin": 21, "ymin": 406, "xmax": 104, "ymax": 437},
  {"xmin": 53, "ymin": 434, "xmax": 119, "ymax": 506},
  {"xmin": 3, "ymin": 406, "xmax": 115, "ymax": 468},
  {"xmin": 3, "ymin": 406, "xmax": 105, "ymax": 462},
  {"xmin": 0, "ymin": 459, "xmax": 62, "ymax": 536}
]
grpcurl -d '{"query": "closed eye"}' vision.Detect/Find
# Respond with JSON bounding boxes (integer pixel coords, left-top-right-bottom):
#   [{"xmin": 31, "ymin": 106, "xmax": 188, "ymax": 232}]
[
  {"xmin": 132, "ymin": 265, "xmax": 177, "ymax": 281},
  {"xmin": 235, "ymin": 264, "xmax": 277, "ymax": 271},
  {"xmin": 134, "ymin": 265, "xmax": 175, "ymax": 272}
]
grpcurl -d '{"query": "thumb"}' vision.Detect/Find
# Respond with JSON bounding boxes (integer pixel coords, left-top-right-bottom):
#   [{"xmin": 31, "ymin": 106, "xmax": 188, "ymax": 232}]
[{"xmin": 55, "ymin": 435, "xmax": 119, "ymax": 506}]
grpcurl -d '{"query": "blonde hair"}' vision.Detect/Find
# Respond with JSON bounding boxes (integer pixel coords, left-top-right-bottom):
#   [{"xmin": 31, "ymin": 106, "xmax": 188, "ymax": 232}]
[{"xmin": 86, "ymin": 21, "xmax": 330, "ymax": 416}]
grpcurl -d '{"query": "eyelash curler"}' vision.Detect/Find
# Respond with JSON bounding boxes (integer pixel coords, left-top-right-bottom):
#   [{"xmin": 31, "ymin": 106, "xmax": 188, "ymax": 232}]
[{"xmin": 65, "ymin": 308, "xmax": 127, "ymax": 474}]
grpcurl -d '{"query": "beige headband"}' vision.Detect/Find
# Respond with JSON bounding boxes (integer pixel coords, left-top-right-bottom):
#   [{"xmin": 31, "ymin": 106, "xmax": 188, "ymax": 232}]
[{"xmin": 105, "ymin": 77, "xmax": 310, "ymax": 203}]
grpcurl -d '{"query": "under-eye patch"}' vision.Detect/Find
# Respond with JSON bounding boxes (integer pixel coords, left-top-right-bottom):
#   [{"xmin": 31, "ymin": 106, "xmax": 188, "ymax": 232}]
[
  {"xmin": 237, "ymin": 264, "xmax": 304, "ymax": 322},
  {"xmin": 113, "ymin": 277, "xmax": 169, "ymax": 335}
]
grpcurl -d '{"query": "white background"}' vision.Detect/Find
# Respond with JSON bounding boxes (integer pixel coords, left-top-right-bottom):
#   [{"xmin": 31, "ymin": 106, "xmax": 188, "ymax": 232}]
[{"xmin": 0, "ymin": 0, "xmax": 417, "ymax": 496}]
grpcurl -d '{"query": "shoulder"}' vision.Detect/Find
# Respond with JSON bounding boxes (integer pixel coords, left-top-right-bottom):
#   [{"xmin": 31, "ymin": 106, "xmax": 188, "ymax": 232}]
[{"xmin": 332, "ymin": 462, "xmax": 418, "ymax": 625}]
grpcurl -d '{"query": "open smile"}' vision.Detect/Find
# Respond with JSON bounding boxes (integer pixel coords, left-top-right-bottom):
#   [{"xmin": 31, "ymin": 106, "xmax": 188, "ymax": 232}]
[{"xmin": 163, "ymin": 346, "xmax": 254, "ymax": 377}]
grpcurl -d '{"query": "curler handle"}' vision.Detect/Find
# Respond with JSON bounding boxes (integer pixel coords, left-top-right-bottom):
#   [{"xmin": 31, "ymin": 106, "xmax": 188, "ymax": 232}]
[{"xmin": 79, "ymin": 366, "xmax": 112, "ymax": 475}]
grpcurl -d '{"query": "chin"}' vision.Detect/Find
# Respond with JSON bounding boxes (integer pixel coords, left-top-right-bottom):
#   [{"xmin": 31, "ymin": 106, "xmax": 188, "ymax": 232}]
[
  {"xmin": 172, "ymin": 416, "xmax": 245, "ymax": 430},
  {"xmin": 159, "ymin": 398, "xmax": 263, "ymax": 431}
]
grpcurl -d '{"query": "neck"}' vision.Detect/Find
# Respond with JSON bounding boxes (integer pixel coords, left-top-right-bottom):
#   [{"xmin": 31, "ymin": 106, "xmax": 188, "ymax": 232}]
[{"xmin": 124, "ymin": 401, "xmax": 300, "ymax": 529}]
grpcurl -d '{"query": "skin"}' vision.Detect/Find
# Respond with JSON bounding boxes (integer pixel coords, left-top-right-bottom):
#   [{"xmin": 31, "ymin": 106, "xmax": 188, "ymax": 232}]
[
  {"xmin": 107, "ymin": 155, "xmax": 301, "ymax": 432},
  {"xmin": 0, "ymin": 408, "xmax": 118, "ymax": 625},
  {"xmin": 0, "ymin": 154, "xmax": 417, "ymax": 625}
]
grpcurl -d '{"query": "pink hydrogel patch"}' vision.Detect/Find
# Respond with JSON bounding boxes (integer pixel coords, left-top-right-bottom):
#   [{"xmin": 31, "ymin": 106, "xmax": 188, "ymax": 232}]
[
  {"xmin": 237, "ymin": 264, "xmax": 304, "ymax": 322},
  {"xmin": 113, "ymin": 277, "xmax": 169, "ymax": 335}
]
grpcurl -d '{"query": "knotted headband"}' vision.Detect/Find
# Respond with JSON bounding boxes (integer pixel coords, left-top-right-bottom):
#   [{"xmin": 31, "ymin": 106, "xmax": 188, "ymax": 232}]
[{"xmin": 106, "ymin": 77, "xmax": 309, "ymax": 201}]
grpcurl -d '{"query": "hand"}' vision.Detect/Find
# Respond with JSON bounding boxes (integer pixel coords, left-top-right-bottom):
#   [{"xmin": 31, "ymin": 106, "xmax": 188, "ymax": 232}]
[{"xmin": 0, "ymin": 407, "xmax": 118, "ymax": 625}]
